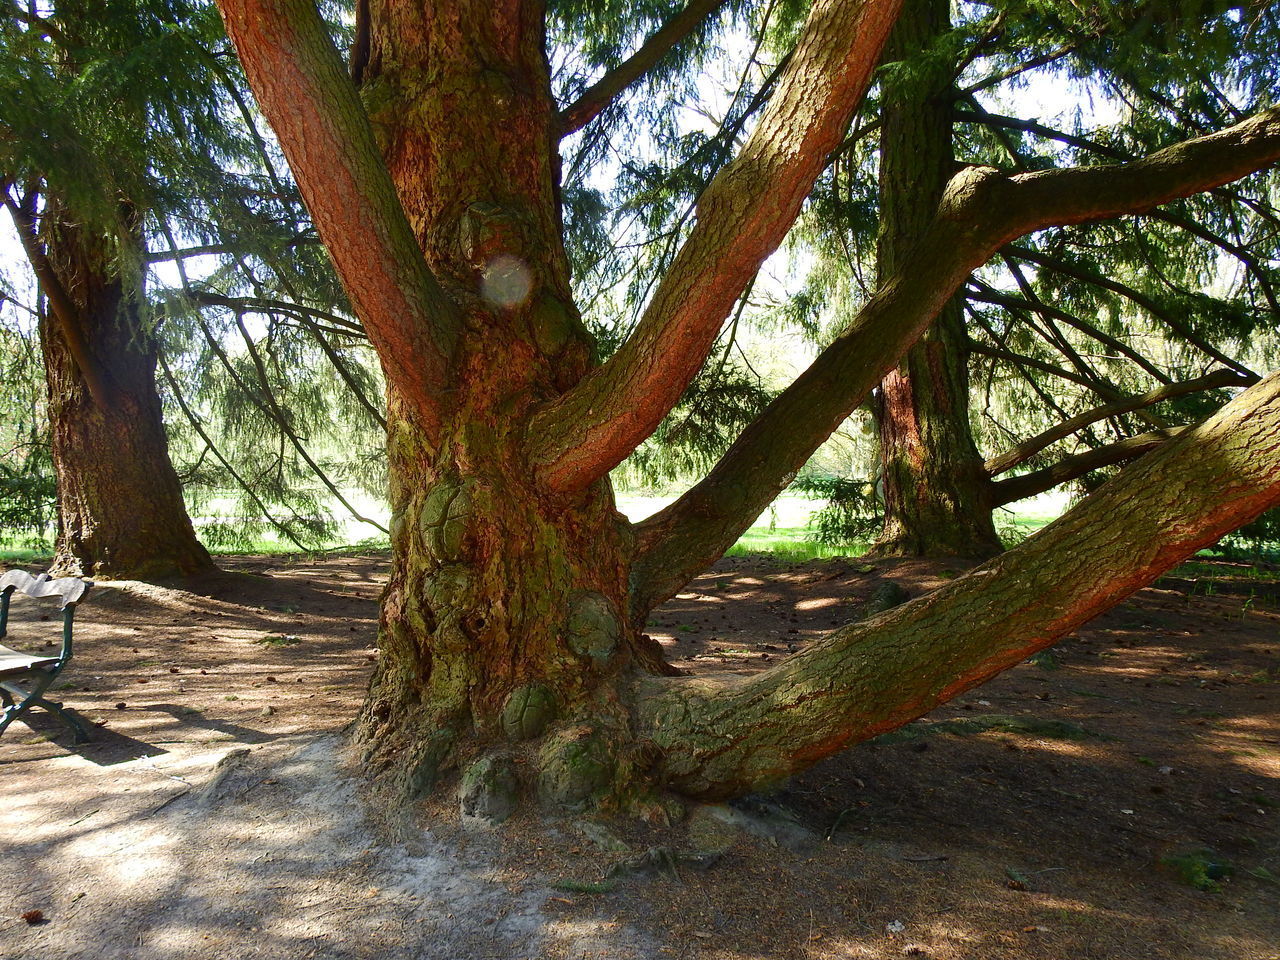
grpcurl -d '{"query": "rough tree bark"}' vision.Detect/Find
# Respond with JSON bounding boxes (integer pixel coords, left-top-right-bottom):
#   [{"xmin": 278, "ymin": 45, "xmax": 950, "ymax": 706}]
[
  {"xmin": 641, "ymin": 371, "xmax": 1280, "ymax": 798},
  {"xmin": 215, "ymin": 0, "xmax": 1280, "ymax": 815},
  {"xmin": 7, "ymin": 194, "xmax": 213, "ymax": 580},
  {"xmin": 871, "ymin": 0, "xmax": 1002, "ymax": 558}
]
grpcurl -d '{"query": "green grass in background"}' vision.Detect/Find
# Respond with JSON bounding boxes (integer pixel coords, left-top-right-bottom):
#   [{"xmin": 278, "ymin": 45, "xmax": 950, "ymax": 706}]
[{"xmin": 2, "ymin": 492, "xmax": 1080, "ymax": 567}]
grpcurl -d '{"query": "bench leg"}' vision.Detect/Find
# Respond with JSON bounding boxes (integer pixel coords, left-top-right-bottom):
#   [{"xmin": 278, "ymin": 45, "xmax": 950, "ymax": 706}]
[
  {"xmin": 0, "ymin": 672, "xmax": 90, "ymax": 744},
  {"xmin": 26, "ymin": 694, "xmax": 90, "ymax": 744}
]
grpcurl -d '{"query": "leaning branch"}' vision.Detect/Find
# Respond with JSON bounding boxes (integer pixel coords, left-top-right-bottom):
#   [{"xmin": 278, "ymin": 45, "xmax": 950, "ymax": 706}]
[
  {"xmin": 627, "ymin": 106, "xmax": 1280, "ymax": 617},
  {"xmin": 527, "ymin": 0, "xmax": 904, "ymax": 494},
  {"xmin": 996, "ymin": 106, "xmax": 1280, "ymax": 239},
  {"xmin": 1, "ymin": 188, "xmax": 115, "ymax": 407},
  {"xmin": 637, "ymin": 373, "xmax": 1280, "ymax": 800},
  {"xmin": 558, "ymin": 0, "xmax": 730, "ymax": 138},
  {"xmin": 213, "ymin": 0, "xmax": 460, "ymax": 435}
]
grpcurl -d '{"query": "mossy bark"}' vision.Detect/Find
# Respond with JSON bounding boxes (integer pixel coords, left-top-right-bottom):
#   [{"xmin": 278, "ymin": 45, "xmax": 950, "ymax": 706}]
[
  {"xmin": 355, "ymin": 415, "xmax": 661, "ymax": 807},
  {"xmin": 40, "ymin": 217, "xmax": 213, "ymax": 580},
  {"xmin": 348, "ymin": 0, "xmax": 667, "ymax": 811},
  {"xmin": 640, "ymin": 373, "xmax": 1280, "ymax": 799},
  {"xmin": 870, "ymin": 0, "xmax": 1001, "ymax": 559}
]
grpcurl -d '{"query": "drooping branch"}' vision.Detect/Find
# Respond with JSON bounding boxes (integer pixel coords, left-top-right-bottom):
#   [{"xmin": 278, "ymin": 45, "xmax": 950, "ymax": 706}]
[
  {"xmin": 954, "ymin": 108, "xmax": 1128, "ymax": 161},
  {"xmin": 965, "ymin": 337, "xmax": 1112, "ymax": 395},
  {"xmin": 526, "ymin": 0, "xmax": 905, "ymax": 495},
  {"xmin": 1005, "ymin": 244, "xmax": 1259, "ymax": 378},
  {"xmin": 968, "ymin": 303, "xmax": 1076, "ymax": 429},
  {"xmin": 558, "ymin": 0, "xmax": 730, "ymax": 138},
  {"xmin": 197, "ymin": 291, "xmax": 386, "ymax": 431},
  {"xmin": 186, "ymin": 301, "xmax": 389, "ymax": 536},
  {"xmin": 212, "ymin": 0, "xmax": 460, "ymax": 435},
  {"xmin": 985, "ymin": 369, "xmax": 1255, "ymax": 477},
  {"xmin": 157, "ymin": 352, "xmax": 312, "ymax": 552},
  {"xmin": 638, "ymin": 372, "xmax": 1280, "ymax": 800},
  {"xmin": 983, "ymin": 269, "xmax": 1153, "ymax": 424},
  {"xmin": 184, "ymin": 291, "xmax": 366, "ymax": 336},
  {"xmin": 968, "ymin": 278, "xmax": 1170, "ymax": 388},
  {"xmin": 226, "ymin": 310, "xmax": 390, "ymax": 535},
  {"xmin": 1003, "ymin": 257, "xmax": 1173, "ymax": 387},
  {"xmin": 628, "ymin": 106, "xmax": 1280, "ymax": 617},
  {"xmin": 1148, "ymin": 207, "xmax": 1280, "ymax": 316}
]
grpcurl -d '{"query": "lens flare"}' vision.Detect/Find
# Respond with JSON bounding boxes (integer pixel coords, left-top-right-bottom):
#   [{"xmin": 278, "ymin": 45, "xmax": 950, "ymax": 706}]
[{"xmin": 481, "ymin": 255, "xmax": 532, "ymax": 308}]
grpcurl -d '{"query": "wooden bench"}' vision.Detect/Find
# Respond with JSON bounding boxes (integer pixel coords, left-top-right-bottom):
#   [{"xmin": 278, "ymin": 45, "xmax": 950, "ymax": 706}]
[{"xmin": 0, "ymin": 570, "xmax": 92, "ymax": 743}]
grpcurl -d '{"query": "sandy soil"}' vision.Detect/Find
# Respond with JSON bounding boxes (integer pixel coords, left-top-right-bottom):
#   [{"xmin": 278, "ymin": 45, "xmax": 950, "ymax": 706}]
[{"xmin": 0, "ymin": 551, "xmax": 1276, "ymax": 960}]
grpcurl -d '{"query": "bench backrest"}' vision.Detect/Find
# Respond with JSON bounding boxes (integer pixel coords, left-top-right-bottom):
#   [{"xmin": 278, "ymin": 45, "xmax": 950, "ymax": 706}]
[{"xmin": 0, "ymin": 571, "xmax": 92, "ymax": 662}]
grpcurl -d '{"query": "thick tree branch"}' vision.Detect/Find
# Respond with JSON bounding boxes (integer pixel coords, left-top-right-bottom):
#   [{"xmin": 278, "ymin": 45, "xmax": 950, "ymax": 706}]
[
  {"xmin": 628, "ymin": 106, "xmax": 1280, "ymax": 617},
  {"xmin": 985, "ymin": 369, "xmax": 1255, "ymax": 477},
  {"xmin": 213, "ymin": 0, "xmax": 459, "ymax": 435},
  {"xmin": 996, "ymin": 106, "xmax": 1280, "ymax": 237},
  {"xmin": 991, "ymin": 425, "xmax": 1190, "ymax": 506},
  {"xmin": 558, "ymin": 0, "xmax": 730, "ymax": 138},
  {"xmin": 638, "ymin": 373, "xmax": 1280, "ymax": 800},
  {"xmin": 527, "ymin": 0, "xmax": 905, "ymax": 495}
]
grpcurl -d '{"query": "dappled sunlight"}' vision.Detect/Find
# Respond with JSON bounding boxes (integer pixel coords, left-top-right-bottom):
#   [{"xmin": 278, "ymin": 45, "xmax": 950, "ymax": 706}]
[
  {"xmin": 2, "ymin": 553, "xmax": 1276, "ymax": 959},
  {"xmin": 796, "ymin": 596, "xmax": 840, "ymax": 611},
  {"xmin": 1009, "ymin": 737, "xmax": 1095, "ymax": 759}
]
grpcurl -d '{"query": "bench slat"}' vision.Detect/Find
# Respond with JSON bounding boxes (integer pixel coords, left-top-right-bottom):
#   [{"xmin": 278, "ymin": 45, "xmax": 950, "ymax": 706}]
[
  {"xmin": 0, "ymin": 641, "xmax": 59, "ymax": 676},
  {"xmin": 0, "ymin": 571, "xmax": 90, "ymax": 608}
]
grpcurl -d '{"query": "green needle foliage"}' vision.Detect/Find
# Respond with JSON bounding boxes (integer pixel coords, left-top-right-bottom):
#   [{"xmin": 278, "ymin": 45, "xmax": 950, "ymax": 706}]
[{"xmin": 0, "ymin": 0, "xmax": 386, "ymax": 553}]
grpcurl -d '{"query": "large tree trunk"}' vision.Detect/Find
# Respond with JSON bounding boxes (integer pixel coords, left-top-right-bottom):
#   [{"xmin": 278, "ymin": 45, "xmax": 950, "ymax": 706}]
[
  {"xmin": 216, "ymin": 0, "xmax": 1280, "ymax": 816},
  {"xmin": 38, "ymin": 215, "xmax": 213, "ymax": 580},
  {"xmin": 871, "ymin": 0, "xmax": 1001, "ymax": 558},
  {"xmin": 348, "ymin": 1, "xmax": 671, "ymax": 810}
]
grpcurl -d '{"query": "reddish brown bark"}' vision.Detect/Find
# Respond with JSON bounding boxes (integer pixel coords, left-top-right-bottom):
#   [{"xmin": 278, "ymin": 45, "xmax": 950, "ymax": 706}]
[
  {"xmin": 870, "ymin": 0, "xmax": 1002, "ymax": 558},
  {"xmin": 218, "ymin": 0, "xmax": 906, "ymax": 809},
  {"xmin": 346, "ymin": 1, "xmax": 671, "ymax": 803},
  {"xmin": 526, "ymin": 0, "xmax": 905, "ymax": 494}
]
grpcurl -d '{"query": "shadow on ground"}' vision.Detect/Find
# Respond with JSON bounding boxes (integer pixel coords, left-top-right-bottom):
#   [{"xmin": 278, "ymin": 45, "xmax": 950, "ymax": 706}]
[{"xmin": 0, "ymin": 552, "xmax": 1276, "ymax": 959}]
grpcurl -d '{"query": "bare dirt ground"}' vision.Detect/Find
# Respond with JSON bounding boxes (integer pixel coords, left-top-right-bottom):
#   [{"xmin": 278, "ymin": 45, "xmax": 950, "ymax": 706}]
[{"xmin": 1, "ymin": 551, "xmax": 1277, "ymax": 960}]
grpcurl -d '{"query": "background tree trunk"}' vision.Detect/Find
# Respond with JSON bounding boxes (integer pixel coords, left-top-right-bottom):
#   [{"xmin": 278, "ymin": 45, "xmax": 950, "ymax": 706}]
[
  {"xmin": 41, "ymin": 216, "xmax": 213, "ymax": 579},
  {"xmin": 871, "ymin": 0, "xmax": 1001, "ymax": 558}
]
